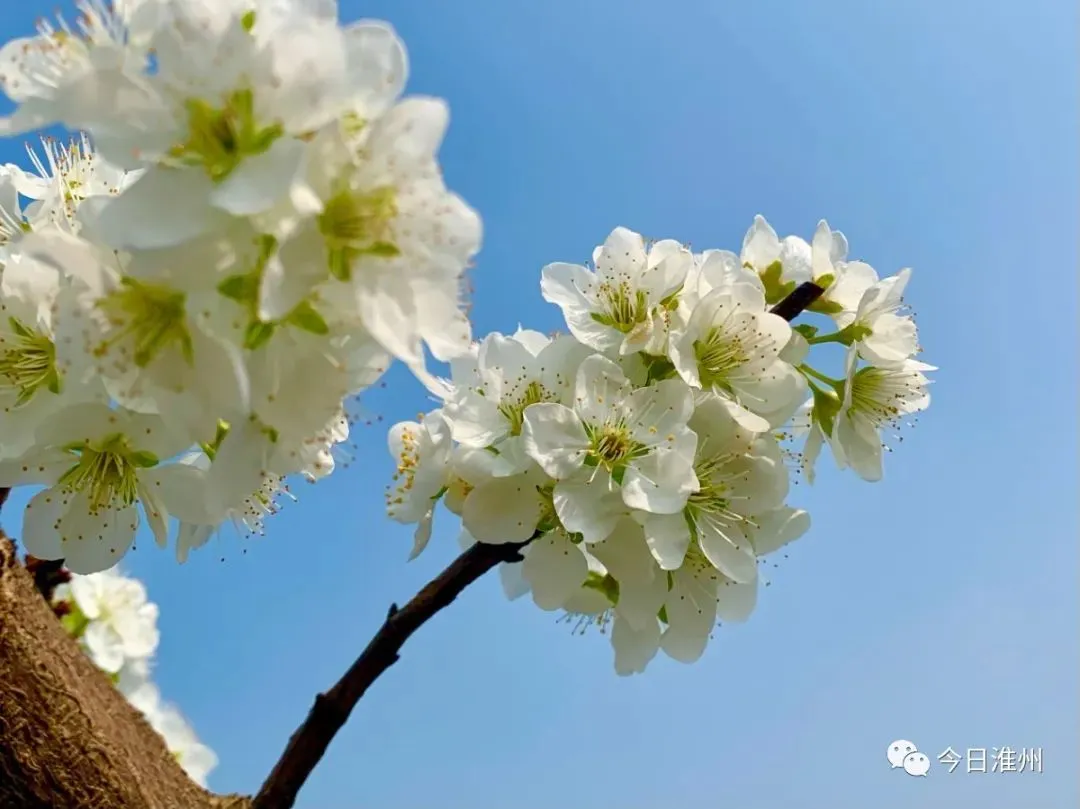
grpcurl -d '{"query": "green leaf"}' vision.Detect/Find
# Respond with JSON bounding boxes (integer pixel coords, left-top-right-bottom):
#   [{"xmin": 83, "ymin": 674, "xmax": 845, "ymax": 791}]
[
  {"xmin": 327, "ymin": 248, "xmax": 351, "ymax": 282},
  {"xmin": 243, "ymin": 320, "xmax": 277, "ymax": 351},
  {"xmin": 217, "ymin": 273, "xmax": 257, "ymax": 303},
  {"xmin": 793, "ymin": 323, "xmax": 819, "ymax": 340},
  {"xmin": 128, "ymin": 450, "xmax": 160, "ymax": 468},
  {"xmin": 359, "ymin": 241, "xmax": 401, "ymax": 258},
  {"xmin": 287, "ymin": 301, "xmax": 329, "ymax": 335}
]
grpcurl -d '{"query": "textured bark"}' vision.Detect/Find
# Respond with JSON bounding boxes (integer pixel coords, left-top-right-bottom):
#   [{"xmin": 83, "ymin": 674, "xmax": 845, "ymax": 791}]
[{"xmin": 0, "ymin": 534, "xmax": 252, "ymax": 809}]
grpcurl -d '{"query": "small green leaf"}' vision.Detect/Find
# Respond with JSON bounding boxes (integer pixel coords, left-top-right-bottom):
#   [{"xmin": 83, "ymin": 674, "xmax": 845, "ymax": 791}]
[
  {"xmin": 808, "ymin": 298, "xmax": 844, "ymax": 316},
  {"xmin": 327, "ymin": 248, "xmax": 351, "ymax": 282},
  {"xmin": 793, "ymin": 323, "xmax": 819, "ymax": 340},
  {"xmin": 359, "ymin": 241, "xmax": 401, "ymax": 258},
  {"xmin": 287, "ymin": 301, "xmax": 329, "ymax": 335},
  {"xmin": 217, "ymin": 273, "xmax": 257, "ymax": 303},
  {"xmin": 128, "ymin": 450, "xmax": 160, "ymax": 468},
  {"xmin": 243, "ymin": 320, "xmax": 276, "ymax": 351}
]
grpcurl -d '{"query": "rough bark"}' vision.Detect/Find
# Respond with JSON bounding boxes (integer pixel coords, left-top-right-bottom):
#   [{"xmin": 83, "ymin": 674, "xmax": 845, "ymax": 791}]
[{"xmin": 0, "ymin": 534, "xmax": 252, "ymax": 809}]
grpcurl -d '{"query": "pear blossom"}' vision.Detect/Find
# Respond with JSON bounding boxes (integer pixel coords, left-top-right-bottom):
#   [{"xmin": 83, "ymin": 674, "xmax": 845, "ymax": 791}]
[
  {"xmin": 669, "ymin": 280, "xmax": 804, "ymax": 431},
  {"xmin": 385, "ymin": 410, "xmax": 454, "ymax": 559},
  {"xmin": 19, "ymin": 228, "xmax": 251, "ymax": 441},
  {"xmin": 0, "ymin": 402, "xmax": 189, "ymax": 572},
  {"xmin": 256, "ymin": 99, "xmax": 482, "ymax": 387},
  {"xmin": 443, "ymin": 330, "xmax": 587, "ymax": 466},
  {"xmin": 522, "ymin": 354, "xmax": 698, "ymax": 530},
  {"xmin": 639, "ymin": 395, "xmax": 789, "ymax": 578},
  {"xmin": 740, "ymin": 215, "xmax": 848, "ymax": 302},
  {"xmin": 0, "ymin": 250, "xmax": 102, "ymax": 459},
  {"xmin": 830, "ymin": 348, "xmax": 935, "ymax": 482},
  {"xmin": 62, "ymin": 567, "xmax": 160, "ymax": 673},
  {"xmin": 832, "ymin": 267, "xmax": 920, "ymax": 368},
  {"xmin": 541, "ymin": 227, "xmax": 692, "ymax": 356}
]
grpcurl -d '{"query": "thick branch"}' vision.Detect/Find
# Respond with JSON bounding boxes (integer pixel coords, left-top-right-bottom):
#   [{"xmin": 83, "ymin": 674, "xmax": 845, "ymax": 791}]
[
  {"xmin": 0, "ymin": 489, "xmax": 251, "ymax": 809},
  {"xmin": 0, "ymin": 533, "xmax": 251, "ymax": 809},
  {"xmin": 251, "ymin": 539, "xmax": 528, "ymax": 809}
]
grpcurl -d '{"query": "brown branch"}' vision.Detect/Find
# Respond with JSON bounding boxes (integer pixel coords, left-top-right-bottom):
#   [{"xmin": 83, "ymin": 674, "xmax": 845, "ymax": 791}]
[
  {"xmin": 251, "ymin": 538, "xmax": 528, "ymax": 809},
  {"xmin": 0, "ymin": 533, "xmax": 252, "ymax": 809},
  {"xmin": 769, "ymin": 281, "xmax": 825, "ymax": 321},
  {"xmin": 251, "ymin": 281, "xmax": 824, "ymax": 809}
]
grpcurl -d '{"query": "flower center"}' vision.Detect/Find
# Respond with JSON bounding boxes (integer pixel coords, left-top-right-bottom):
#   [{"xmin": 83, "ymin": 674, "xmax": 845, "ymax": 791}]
[
  {"xmin": 57, "ymin": 433, "xmax": 159, "ymax": 514},
  {"xmin": 685, "ymin": 454, "xmax": 755, "ymax": 537},
  {"xmin": 318, "ymin": 185, "xmax": 400, "ymax": 281},
  {"xmin": 687, "ymin": 455, "xmax": 734, "ymax": 515},
  {"xmin": 693, "ymin": 326, "xmax": 750, "ymax": 390},
  {"xmin": 847, "ymin": 367, "xmax": 922, "ymax": 427},
  {"xmin": 584, "ymin": 422, "xmax": 645, "ymax": 473},
  {"xmin": 595, "ymin": 429, "xmax": 632, "ymax": 462},
  {"xmin": 591, "ymin": 281, "xmax": 648, "ymax": 333},
  {"xmin": 497, "ymin": 380, "xmax": 550, "ymax": 436},
  {"xmin": 167, "ymin": 88, "xmax": 284, "ymax": 182},
  {"xmin": 0, "ymin": 316, "xmax": 62, "ymax": 406},
  {"xmin": 95, "ymin": 277, "xmax": 193, "ymax": 368}
]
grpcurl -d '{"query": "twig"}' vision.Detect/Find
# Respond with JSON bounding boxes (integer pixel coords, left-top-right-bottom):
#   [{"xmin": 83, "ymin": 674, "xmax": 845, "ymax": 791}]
[
  {"xmin": 25, "ymin": 556, "xmax": 71, "ymax": 603},
  {"xmin": 769, "ymin": 281, "xmax": 824, "ymax": 320},
  {"xmin": 250, "ymin": 280, "xmax": 823, "ymax": 809},
  {"xmin": 251, "ymin": 539, "xmax": 528, "ymax": 809}
]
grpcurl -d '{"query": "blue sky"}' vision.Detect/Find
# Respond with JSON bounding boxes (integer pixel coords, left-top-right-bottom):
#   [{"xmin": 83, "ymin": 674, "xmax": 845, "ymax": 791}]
[{"xmin": 1, "ymin": 1, "xmax": 1077, "ymax": 807}]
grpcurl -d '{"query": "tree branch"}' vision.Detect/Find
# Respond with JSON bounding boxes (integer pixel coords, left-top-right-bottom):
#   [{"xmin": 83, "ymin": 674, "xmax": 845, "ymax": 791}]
[
  {"xmin": 251, "ymin": 281, "xmax": 824, "ymax": 809},
  {"xmin": 769, "ymin": 281, "xmax": 824, "ymax": 321},
  {"xmin": 251, "ymin": 539, "xmax": 529, "ymax": 809}
]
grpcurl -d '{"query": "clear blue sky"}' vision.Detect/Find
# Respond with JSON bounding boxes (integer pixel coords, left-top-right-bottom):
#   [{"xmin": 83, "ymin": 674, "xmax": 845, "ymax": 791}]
[{"xmin": 1, "ymin": 1, "xmax": 1077, "ymax": 807}]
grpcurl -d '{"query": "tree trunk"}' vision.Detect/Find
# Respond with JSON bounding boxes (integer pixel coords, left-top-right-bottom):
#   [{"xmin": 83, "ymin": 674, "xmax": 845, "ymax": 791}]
[{"xmin": 0, "ymin": 534, "xmax": 251, "ymax": 809}]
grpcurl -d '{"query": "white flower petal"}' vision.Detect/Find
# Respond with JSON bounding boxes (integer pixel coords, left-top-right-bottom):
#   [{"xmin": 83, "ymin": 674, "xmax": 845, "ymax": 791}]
[{"xmin": 521, "ymin": 532, "xmax": 588, "ymax": 611}]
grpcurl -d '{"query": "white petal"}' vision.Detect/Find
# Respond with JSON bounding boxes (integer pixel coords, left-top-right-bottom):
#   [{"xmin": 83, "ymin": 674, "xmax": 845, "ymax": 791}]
[
  {"xmin": 209, "ymin": 138, "xmax": 308, "ymax": 216},
  {"xmin": 21, "ymin": 487, "xmax": 71, "ymax": 561},
  {"xmin": 521, "ymin": 403, "xmax": 588, "ymax": 479},
  {"xmin": 522, "ymin": 533, "xmax": 588, "ymax": 611},
  {"xmin": 444, "ymin": 389, "xmax": 507, "ymax": 447},
  {"xmin": 751, "ymin": 507, "xmax": 811, "ymax": 556},
  {"xmin": 626, "ymin": 378, "xmax": 694, "ymax": 445},
  {"xmin": 83, "ymin": 622, "xmax": 125, "ymax": 674},
  {"xmin": 574, "ymin": 355, "xmax": 632, "ymax": 427},
  {"xmin": 621, "ymin": 432, "xmax": 698, "ymax": 514},
  {"xmin": 553, "ymin": 473, "xmax": 625, "ymax": 544},
  {"xmin": 59, "ymin": 497, "xmax": 138, "ymax": 574},
  {"xmin": 92, "ymin": 166, "xmax": 223, "ymax": 250},
  {"xmin": 661, "ymin": 569, "xmax": 718, "ymax": 663},
  {"xmin": 343, "ymin": 20, "xmax": 408, "ymax": 116},
  {"xmin": 498, "ymin": 562, "xmax": 530, "ymax": 600},
  {"xmin": 715, "ymin": 578, "xmax": 758, "ymax": 623},
  {"xmin": 462, "ymin": 476, "xmax": 542, "ymax": 544},
  {"xmin": 642, "ymin": 512, "xmax": 692, "ymax": 570},
  {"xmin": 740, "ymin": 215, "xmax": 781, "ymax": 269},
  {"xmin": 697, "ymin": 522, "xmax": 757, "ymax": 584},
  {"xmin": 611, "ymin": 614, "xmax": 661, "ymax": 676}
]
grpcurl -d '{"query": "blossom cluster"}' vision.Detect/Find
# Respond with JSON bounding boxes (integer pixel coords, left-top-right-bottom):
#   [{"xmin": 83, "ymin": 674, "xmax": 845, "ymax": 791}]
[
  {"xmin": 386, "ymin": 220, "xmax": 935, "ymax": 674},
  {"xmin": 0, "ymin": 0, "xmax": 478, "ymax": 572},
  {"xmin": 51, "ymin": 566, "xmax": 217, "ymax": 785}
]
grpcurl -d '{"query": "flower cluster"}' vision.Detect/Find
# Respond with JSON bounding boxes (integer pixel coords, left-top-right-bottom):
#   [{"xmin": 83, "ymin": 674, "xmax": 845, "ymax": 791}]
[
  {"xmin": 0, "ymin": 0, "xmax": 479, "ymax": 572},
  {"xmin": 52, "ymin": 567, "xmax": 217, "ymax": 785},
  {"xmin": 387, "ymin": 221, "xmax": 934, "ymax": 674}
]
